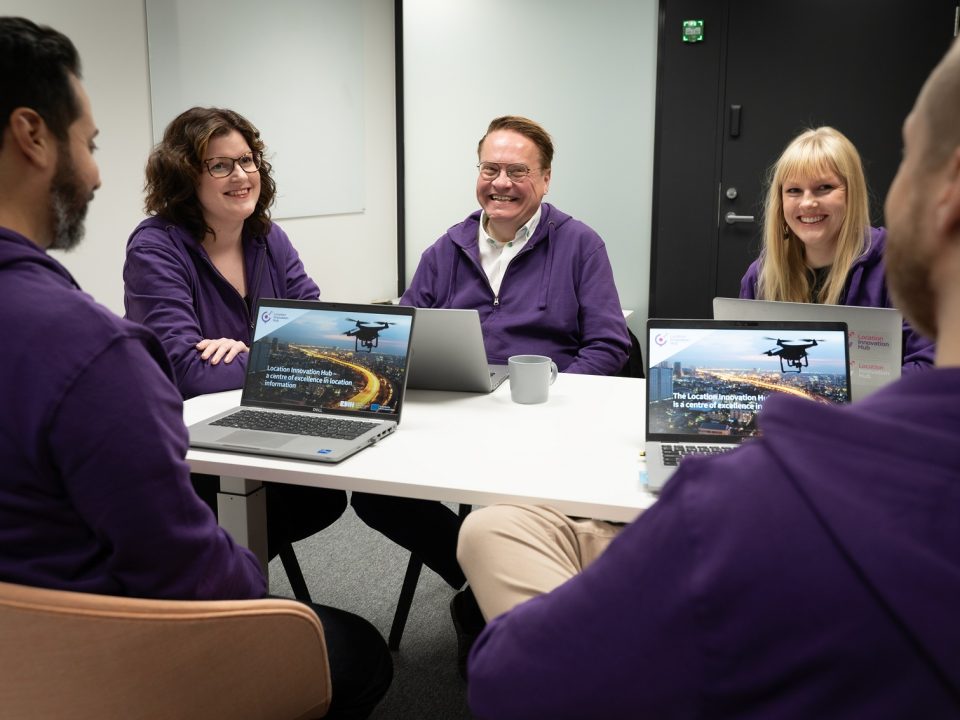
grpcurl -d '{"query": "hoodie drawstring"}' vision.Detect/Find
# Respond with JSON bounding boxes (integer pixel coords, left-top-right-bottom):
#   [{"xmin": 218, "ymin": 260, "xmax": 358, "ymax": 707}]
[
  {"xmin": 447, "ymin": 249, "xmax": 462, "ymax": 306},
  {"xmin": 247, "ymin": 239, "xmax": 268, "ymax": 331}
]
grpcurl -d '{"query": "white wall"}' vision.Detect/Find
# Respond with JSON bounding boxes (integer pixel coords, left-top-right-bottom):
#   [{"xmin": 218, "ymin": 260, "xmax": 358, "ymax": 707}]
[
  {"xmin": 9, "ymin": 0, "xmax": 659, "ymax": 328},
  {"xmin": 7, "ymin": 0, "xmax": 399, "ymax": 314},
  {"xmin": 4, "ymin": 0, "xmax": 152, "ymax": 314},
  {"xmin": 403, "ymin": 0, "xmax": 659, "ymax": 332},
  {"xmin": 145, "ymin": 0, "xmax": 367, "ymax": 220}
]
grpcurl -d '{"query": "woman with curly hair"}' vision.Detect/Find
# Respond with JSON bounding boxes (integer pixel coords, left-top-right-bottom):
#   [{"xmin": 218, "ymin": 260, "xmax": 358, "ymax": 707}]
[{"xmin": 123, "ymin": 107, "xmax": 347, "ymax": 562}]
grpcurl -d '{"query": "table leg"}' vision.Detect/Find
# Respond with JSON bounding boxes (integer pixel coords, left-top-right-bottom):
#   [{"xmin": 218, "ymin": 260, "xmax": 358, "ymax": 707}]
[{"xmin": 217, "ymin": 476, "xmax": 268, "ymax": 576}]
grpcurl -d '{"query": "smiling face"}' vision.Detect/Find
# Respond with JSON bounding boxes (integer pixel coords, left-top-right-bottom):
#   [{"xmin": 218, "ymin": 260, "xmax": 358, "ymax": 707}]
[
  {"xmin": 196, "ymin": 129, "xmax": 261, "ymax": 234},
  {"xmin": 476, "ymin": 129, "xmax": 551, "ymax": 242},
  {"xmin": 781, "ymin": 172, "xmax": 847, "ymax": 267}
]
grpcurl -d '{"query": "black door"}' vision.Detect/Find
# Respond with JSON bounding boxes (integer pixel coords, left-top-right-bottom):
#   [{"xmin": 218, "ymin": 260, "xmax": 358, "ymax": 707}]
[{"xmin": 651, "ymin": 0, "xmax": 958, "ymax": 319}]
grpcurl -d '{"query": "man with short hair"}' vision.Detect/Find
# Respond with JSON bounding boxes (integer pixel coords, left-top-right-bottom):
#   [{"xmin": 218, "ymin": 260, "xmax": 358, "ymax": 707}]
[
  {"xmin": 354, "ymin": 115, "xmax": 633, "ymax": 677},
  {"xmin": 0, "ymin": 17, "xmax": 390, "ymax": 717},
  {"xmin": 403, "ymin": 114, "xmax": 630, "ymax": 375},
  {"xmin": 462, "ymin": 40, "xmax": 960, "ymax": 719}
]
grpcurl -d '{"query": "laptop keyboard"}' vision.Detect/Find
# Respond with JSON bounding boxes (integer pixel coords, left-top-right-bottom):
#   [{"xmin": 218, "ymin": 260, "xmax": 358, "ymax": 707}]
[
  {"xmin": 212, "ymin": 409, "xmax": 376, "ymax": 440},
  {"xmin": 661, "ymin": 444, "xmax": 734, "ymax": 467}
]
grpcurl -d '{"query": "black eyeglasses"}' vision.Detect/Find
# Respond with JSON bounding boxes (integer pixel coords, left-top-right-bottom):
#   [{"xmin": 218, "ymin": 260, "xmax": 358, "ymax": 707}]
[
  {"xmin": 203, "ymin": 152, "xmax": 262, "ymax": 178},
  {"xmin": 477, "ymin": 162, "xmax": 541, "ymax": 182}
]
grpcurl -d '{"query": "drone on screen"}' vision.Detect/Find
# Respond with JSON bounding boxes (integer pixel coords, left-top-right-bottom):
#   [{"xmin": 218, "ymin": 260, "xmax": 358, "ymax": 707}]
[
  {"xmin": 763, "ymin": 338, "xmax": 824, "ymax": 373},
  {"xmin": 344, "ymin": 319, "xmax": 395, "ymax": 352}
]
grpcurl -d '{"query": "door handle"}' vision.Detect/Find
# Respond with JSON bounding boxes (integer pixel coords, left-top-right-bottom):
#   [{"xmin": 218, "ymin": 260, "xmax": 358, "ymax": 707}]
[{"xmin": 724, "ymin": 212, "xmax": 755, "ymax": 225}]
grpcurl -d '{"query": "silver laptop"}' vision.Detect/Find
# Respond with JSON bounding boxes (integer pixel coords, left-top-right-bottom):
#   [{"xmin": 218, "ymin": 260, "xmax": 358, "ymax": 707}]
[
  {"xmin": 644, "ymin": 318, "xmax": 851, "ymax": 494},
  {"xmin": 406, "ymin": 308, "xmax": 509, "ymax": 392},
  {"xmin": 713, "ymin": 297, "xmax": 902, "ymax": 401},
  {"xmin": 188, "ymin": 299, "xmax": 416, "ymax": 463}
]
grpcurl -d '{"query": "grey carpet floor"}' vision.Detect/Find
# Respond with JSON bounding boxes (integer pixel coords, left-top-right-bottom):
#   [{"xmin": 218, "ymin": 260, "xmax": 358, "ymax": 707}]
[{"xmin": 268, "ymin": 500, "xmax": 474, "ymax": 719}]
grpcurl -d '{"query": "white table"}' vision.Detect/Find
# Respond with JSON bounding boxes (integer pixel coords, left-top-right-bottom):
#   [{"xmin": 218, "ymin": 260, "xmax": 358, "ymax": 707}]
[{"xmin": 184, "ymin": 373, "xmax": 655, "ymax": 566}]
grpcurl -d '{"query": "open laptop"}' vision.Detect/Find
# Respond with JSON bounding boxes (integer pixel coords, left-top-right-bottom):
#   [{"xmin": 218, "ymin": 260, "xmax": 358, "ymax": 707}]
[
  {"xmin": 188, "ymin": 299, "xmax": 416, "ymax": 463},
  {"xmin": 644, "ymin": 318, "xmax": 851, "ymax": 494},
  {"xmin": 713, "ymin": 297, "xmax": 902, "ymax": 401},
  {"xmin": 406, "ymin": 308, "xmax": 509, "ymax": 392}
]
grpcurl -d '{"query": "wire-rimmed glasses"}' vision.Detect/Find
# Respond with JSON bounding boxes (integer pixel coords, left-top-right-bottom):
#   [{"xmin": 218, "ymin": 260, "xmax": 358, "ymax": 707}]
[
  {"xmin": 203, "ymin": 151, "xmax": 262, "ymax": 178},
  {"xmin": 477, "ymin": 162, "xmax": 540, "ymax": 182}
]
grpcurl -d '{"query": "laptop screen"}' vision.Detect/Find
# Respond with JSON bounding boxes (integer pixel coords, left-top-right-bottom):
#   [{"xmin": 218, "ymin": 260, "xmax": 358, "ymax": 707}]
[
  {"xmin": 241, "ymin": 299, "xmax": 416, "ymax": 420},
  {"xmin": 712, "ymin": 297, "xmax": 902, "ymax": 401},
  {"xmin": 646, "ymin": 319, "xmax": 851, "ymax": 444}
]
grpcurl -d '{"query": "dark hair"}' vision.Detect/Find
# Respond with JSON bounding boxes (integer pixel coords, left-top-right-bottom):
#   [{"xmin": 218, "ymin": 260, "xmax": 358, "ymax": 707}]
[
  {"xmin": 144, "ymin": 107, "xmax": 276, "ymax": 240},
  {"xmin": 0, "ymin": 17, "xmax": 82, "ymax": 147},
  {"xmin": 478, "ymin": 115, "xmax": 554, "ymax": 169}
]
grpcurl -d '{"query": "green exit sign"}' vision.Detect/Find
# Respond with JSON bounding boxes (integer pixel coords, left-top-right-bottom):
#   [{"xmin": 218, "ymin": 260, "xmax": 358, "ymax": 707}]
[{"xmin": 682, "ymin": 20, "xmax": 704, "ymax": 43}]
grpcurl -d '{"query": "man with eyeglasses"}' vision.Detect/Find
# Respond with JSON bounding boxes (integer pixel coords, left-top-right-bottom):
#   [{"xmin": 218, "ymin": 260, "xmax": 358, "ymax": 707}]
[
  {"xmin": 352, "ymin": 115, "xmax": 632, "ymax": 678},
  {"xmin": 401, "ymin": 115, "xmax": 630, "ymax": 375}
]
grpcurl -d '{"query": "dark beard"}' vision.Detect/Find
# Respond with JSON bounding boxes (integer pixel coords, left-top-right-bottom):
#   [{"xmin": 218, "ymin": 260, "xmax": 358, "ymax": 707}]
[
  {"xmin": 47, "ymin": 143, "xmax": 91, "ymax": 251},
  {"xmin": 885, "ymin": 224, "xmax": 937, "ymax": 340}
]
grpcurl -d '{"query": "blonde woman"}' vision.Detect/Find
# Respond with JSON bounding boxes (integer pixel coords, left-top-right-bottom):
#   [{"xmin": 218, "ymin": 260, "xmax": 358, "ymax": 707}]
[{"xmin": 740, "ymin": 126, "xmax": 934, "ymax": 370}]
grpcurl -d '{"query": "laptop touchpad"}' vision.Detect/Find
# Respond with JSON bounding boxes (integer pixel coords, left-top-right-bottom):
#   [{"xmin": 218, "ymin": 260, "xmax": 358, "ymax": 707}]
[{"xmin": 221, "ymin": 430, "xmax": 295, "ymax": 448}]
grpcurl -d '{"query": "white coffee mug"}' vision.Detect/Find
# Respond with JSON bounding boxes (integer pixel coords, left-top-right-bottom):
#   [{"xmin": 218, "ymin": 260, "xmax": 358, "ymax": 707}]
[{"xmin": 508, "ymin": 355, "xmax": 558, "ymax": 404}]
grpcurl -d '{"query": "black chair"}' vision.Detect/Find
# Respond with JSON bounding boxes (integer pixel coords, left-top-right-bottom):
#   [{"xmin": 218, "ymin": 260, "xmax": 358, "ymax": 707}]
[
  {"xmin": 388, "ymin": 503, "xmax": 472, "ymax": 651},
  {"xmin": 278, "ymin": 544, "xmax": 313, "ymax": 603},
  {"xmin": 192, "ymin": 473, "xmax": 316, "ymax": 604},
  {"xmin": 617, "ymin": 327, "xmax": 645, "ymax": 378}
]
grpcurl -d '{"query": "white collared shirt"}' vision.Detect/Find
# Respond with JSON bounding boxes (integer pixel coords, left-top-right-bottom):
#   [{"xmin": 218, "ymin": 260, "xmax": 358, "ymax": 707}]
[{"xmin": 478, "ymin": 206, "xmax": 541, "ymax": 296}]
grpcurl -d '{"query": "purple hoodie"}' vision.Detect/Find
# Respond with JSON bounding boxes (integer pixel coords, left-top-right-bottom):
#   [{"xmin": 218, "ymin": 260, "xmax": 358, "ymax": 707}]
[
  {"xmin": 0, "ymin": 227, "xmax": 265, "ymax": 600},
  {"xmin": 468, "ymin": 368, "xmax": 960, "ymax": 719},
  {"xmin": 401, "ymin": 204, "xmax": 629, "ymax": 375},
  {"xmin": 740, "ymin": 227, "xmax": 935, "ymax": 370},
  {"xmin": 124, "ymin": 216, "xmax": 320, "ymax": 399}
]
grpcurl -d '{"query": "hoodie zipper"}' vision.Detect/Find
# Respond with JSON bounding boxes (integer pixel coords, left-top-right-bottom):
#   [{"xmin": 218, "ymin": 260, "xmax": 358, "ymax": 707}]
[
  {"xmin": 457, "ymin": 244, "xmax": 501, "ymax": 310},
  {"xmin": 196, "ymin": 239, "xmax": 265, "ymax": 337},
  {"xmin": 247, "ymin": 243, "xmax": 267, "ymax": 331},
  {"xmin": 489, "ymin": 237, "xmax": 540, "ymax": 310}
]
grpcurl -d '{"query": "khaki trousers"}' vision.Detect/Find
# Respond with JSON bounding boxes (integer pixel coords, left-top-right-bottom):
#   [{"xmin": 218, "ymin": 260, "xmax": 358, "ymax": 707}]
[{"xmin": 456, "ymin": 504, "xmax": 624, "ymax": 620}]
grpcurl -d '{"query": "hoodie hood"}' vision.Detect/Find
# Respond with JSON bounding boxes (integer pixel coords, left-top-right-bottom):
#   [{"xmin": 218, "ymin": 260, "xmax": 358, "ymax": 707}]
[
  {"xmin": 128, "ymin": 215, "xmax": 199, "ymax": 250},
  {"xmin": 127, "ymin": 215, "xmax": 269, "ymax": 257},
  {"xmin": 0, "ymin": 227, "xmax": 81, "ymax": 290},
  {"xmin": 759, "ymin": 369, "xmax": 960, "ymax": 698},
  {"xmin": 843, "ymin": 226, "xmax": 886, "ymax": 302}
]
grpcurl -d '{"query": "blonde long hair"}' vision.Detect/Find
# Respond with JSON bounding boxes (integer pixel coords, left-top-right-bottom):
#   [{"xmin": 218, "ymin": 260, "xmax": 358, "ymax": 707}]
[{"xmin": 755, "ymin": 127, "xmax": 871, "ymax": 304}]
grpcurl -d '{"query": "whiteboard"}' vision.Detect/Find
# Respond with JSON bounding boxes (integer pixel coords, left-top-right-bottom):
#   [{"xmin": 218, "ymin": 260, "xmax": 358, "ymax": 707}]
[{"xmin": 145, "ymin": 0, "xmax": 365, "ymax": 219}]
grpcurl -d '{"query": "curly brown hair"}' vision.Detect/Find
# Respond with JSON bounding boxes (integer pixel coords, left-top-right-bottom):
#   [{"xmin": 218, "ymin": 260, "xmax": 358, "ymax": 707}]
[{"xmin": 144, "ymin": 107, "xmax": 276, "ymax": 240}]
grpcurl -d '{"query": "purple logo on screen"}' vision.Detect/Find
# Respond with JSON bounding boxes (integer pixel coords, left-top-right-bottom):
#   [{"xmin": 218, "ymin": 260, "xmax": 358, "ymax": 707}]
[
  {"xmin": 654, "ymin": 333, "xmax": 667, "ymax": 346},
  {"xmin": 261, "ymin": 310, "xmax": 272, "ymax": 324}
]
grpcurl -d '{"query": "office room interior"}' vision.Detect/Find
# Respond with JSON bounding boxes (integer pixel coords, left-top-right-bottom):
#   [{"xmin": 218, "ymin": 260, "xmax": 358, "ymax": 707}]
[
  {"xmin": 5, "ymin": 0, "xmax": 957, "ymax": 716},
  {"xmin": 8, "ymin": 0, "xmax": 655, "ymax": 350},
  {"xmin": 12, "ymin": 0, "xmax": 951, "ymax": 358}
]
